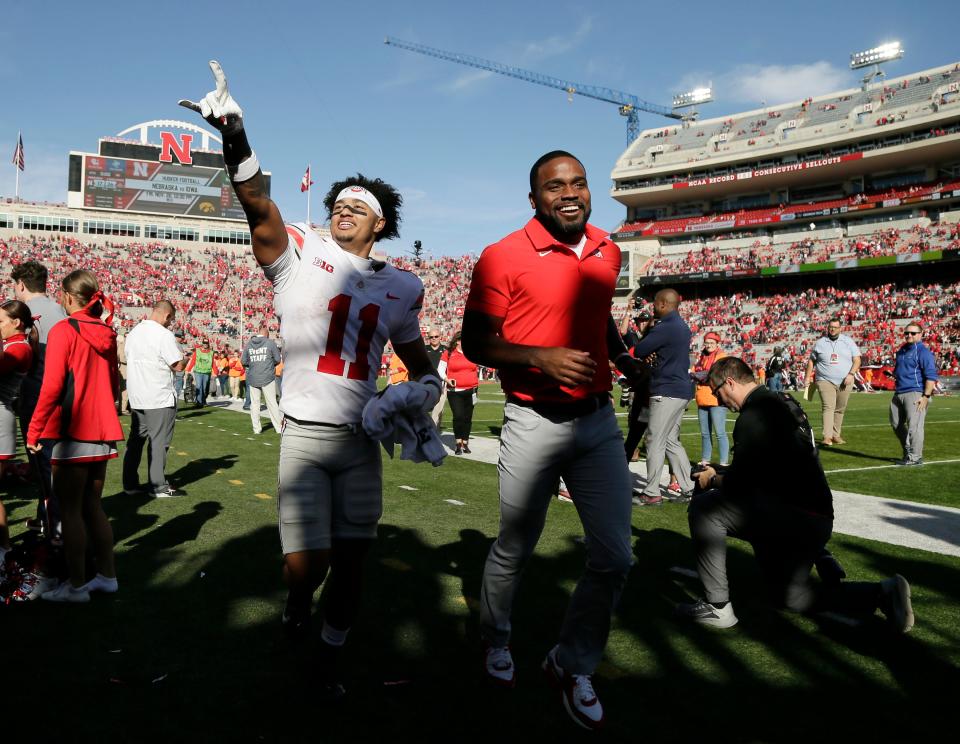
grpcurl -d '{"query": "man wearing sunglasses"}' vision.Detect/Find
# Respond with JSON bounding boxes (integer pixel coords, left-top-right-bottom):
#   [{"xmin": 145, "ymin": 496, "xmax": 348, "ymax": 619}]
[
  {"xmin": 424, "ymin": 328, "xmax": 448, "ymax": 428},
  {"xmin": 890, "ymin": 323, "xmax": 938, "ymax": 466}
]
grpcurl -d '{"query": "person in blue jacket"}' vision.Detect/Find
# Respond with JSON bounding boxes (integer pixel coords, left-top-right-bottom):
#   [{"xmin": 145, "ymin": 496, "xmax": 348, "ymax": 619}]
[
  {"xmin": 890, "ymin": 322, "xmax": 938, "ymax": 466},
  {"xmin": 631, "ymin": 288, "xmax": 695, "ymax": 505}
]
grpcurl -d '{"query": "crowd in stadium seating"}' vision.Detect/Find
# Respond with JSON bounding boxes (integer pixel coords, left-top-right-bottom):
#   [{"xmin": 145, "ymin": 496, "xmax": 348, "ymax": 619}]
[
  {"xmin": 2, "ymin": 230, "xmax": 958, "ymax": 383},
  {"xmin": 0, "ymin": 234, "xmax": 483, "ymax": 355},
  {"xmin": 664, "ymin": 281, "xmax": 960, "ymax": 380},
  {"xmin": 645, "ymin": 223, "xmax": 960, "ymax": 276}
]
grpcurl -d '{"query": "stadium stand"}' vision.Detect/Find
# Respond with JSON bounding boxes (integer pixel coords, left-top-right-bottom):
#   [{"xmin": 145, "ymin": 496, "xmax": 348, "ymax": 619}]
[{"xmin": 615, "ymin": 63, "xmax": 960, "ymax": 180}]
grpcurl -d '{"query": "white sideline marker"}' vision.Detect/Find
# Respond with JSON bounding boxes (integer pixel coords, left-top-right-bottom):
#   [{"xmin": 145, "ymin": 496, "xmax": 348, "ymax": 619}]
[
  {"xmin": 398, "ymin": 485, "xmax": 418, "ymax": 491},
  {"xmin": 445, "ymin": 499, "xmax": 466, "ymax": 506}
]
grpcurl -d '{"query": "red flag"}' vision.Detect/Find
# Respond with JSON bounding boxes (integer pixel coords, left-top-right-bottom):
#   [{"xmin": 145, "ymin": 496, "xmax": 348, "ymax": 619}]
[
  {"xmin": 11, "ymin": 132, "xmax": 24, "ymax": 171},
  {"xmin": 300, "ymin": 166, "xmax": 313, "ymax": 193}
]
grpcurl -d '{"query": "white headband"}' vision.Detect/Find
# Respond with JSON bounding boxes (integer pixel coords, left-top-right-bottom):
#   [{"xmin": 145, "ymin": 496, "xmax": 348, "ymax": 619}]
[{"xmin": 335, "ymin": 186, "xmax": 383, "ymax": 218}]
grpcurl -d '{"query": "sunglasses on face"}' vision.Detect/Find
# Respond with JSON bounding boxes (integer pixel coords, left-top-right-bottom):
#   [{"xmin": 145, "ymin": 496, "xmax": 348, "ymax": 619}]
[{"xmin": 904, "ymin": 331, "xmax": 920, "ymax": 336}]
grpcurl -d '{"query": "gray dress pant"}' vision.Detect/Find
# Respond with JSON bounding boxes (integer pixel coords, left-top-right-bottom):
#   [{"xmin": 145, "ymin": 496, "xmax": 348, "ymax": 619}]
[
  {"xmin": 890, "ymin": 391, "xmax": 926, "ymax": 463},
  {"xmin": 479, "ymin": 400, "xmax": 633, "ymax": 675},
  {"xmin": 641, "ymin": 395, "xmax": 694, "ymax": 497},
  {"xmin": 123, "ymin": 406, "xmax": 177, "ymax": 492}
]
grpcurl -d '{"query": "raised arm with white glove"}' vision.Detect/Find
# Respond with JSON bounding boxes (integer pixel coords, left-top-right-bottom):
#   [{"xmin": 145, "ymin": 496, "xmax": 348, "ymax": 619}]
[{"xmin": 179, "ymin": 61, "xmax": 286, "ymax": 266}]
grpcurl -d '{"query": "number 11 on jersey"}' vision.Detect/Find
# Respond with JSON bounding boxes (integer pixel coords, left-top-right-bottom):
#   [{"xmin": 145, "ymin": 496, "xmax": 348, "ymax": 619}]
[{"xmin": 316, "ymin": 293, "xmax": 381, "ymax": 381}]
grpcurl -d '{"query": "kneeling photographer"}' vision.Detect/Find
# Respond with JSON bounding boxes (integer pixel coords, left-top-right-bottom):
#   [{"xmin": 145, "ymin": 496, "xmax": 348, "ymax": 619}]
[{"xmin": 676, "ymin": 356, "xmax": 914, "ymax": 632}]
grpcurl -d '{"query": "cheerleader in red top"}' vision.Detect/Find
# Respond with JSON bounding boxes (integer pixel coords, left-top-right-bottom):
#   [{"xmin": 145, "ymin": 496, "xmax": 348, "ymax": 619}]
[
  {"xmin": 0, "ymin": 300, "xmax": 36, "ymax": 571},
  {"xmin": 440, "ymin": 331, "xmax": 479, "ymax": 455},
  {"xmin": 26, "ymin": 270, "xmax": 123, "ymax": 602}
]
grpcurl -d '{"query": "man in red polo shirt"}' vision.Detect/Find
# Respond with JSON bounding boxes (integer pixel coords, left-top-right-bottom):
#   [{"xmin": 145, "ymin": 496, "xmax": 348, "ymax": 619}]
[{"xmin": 462, "ymin": 150, "xmax": 635, "ymax": 731}]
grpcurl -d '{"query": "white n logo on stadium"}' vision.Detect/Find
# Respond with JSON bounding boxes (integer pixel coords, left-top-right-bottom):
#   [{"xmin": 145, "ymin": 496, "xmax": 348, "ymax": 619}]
[
  {"xmin": 159, "ymin": 132, "xmax": 193, "ymax": 165},
  {"xmin": 133, "ymin": 161, "xmax": 149, "ymax": 177}
]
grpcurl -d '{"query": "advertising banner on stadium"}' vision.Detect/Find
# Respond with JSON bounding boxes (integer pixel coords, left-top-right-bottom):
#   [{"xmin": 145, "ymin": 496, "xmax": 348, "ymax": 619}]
[
  {"xmin": 671, "ymin": 152, "xmax": 864, "ymax": 190},
  {"xmin": 82, "ymin": 155, "xmax": 244, "ymax": 220}
]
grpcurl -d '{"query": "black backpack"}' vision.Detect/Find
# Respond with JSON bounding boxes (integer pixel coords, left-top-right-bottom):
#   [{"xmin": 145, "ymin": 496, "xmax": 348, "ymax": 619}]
[{"xmin": 776, "ymin": 391, "xmax": 816, "ymax": 452}]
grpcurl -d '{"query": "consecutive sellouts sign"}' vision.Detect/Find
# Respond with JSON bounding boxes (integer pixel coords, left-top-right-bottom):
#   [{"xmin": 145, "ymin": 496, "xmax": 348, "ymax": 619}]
[{"xmin": 673, "ymin": 152, "xmax": 864, "ymax": 189}]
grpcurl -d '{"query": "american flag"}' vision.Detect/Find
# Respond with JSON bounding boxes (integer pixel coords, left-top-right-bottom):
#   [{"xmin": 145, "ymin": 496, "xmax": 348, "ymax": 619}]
[
  {"xmin": 11, "ymin": 132, "xmax": 24, "ymax": 171},
  {"xmin": 300, "ymin": 166, "xmax": 313, "ymax": 193}
]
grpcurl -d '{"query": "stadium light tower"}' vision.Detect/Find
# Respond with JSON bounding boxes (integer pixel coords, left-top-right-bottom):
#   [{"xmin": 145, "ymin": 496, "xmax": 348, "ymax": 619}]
[
  {"xmin": 850, "ymin": 42, "xmax": 904, "ymax": 88},
  {"xmin": 672, "ymin": 86, "xmax": 713, "ymax": 123}
]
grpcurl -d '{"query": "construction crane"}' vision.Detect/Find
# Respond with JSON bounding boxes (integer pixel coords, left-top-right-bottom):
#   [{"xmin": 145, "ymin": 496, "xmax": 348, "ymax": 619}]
[{"xmin": 384, "ymin": 36, "xmax": 682, "ymax": 144}]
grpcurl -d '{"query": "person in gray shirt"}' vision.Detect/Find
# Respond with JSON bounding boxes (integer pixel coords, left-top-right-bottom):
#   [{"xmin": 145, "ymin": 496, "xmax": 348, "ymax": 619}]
[
  {"xmin": 242, "ymin": 331, "xmax": 282, "ymax": 434},
  {"xmin": 12, "ymin": 261, "xmax": 67, "ymax": 539}
]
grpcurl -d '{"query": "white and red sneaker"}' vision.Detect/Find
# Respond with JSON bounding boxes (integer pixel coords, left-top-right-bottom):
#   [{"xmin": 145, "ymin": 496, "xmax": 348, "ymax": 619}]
[
  {"xmin": 542, "ymin": 645, "xmax": 604, "ymax": 730},
  {"xmin": 483, "ymin": 643, "xmax": 517, "ymax": 688}
]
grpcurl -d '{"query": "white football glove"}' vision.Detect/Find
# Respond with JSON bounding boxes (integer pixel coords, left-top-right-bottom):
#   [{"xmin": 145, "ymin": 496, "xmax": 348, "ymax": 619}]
[{"xmin": 179, "ymin": 60, "xmax": 244, "ymax": 133}]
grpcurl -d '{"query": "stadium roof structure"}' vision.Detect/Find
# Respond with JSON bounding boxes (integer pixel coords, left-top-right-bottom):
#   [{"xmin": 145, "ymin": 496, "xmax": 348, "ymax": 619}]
[
  {"xmin": 115, "ymin": 119, "xmax": 222, "ymax": 150},
  {"xmin": 610, "ymin": 61, "xmax": 960, "ymax": 209}
]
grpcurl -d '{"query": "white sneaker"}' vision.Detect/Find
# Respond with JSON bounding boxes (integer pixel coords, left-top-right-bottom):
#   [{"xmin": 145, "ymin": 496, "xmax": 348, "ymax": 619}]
[
  {"xmin": 81, "ymin": 574, "xmax": 119, "ymax": 594},
  {"xmin": 880, "ymin": 574, "xmax": 914, "ymax": 633},
  {"xmin": 676, "ymin": 598, "xmax": 738, "ymax": 628},
  {"xmin": 483, "ymin": 644, "xmax": 516, "ymax": 688},
  {"xmin": 542, "ymin": 645, "xmax": 604, "ymax": 730},
  {"xmin": 41, "ymin": 582, "xmax": 91, "ymax": 603}
]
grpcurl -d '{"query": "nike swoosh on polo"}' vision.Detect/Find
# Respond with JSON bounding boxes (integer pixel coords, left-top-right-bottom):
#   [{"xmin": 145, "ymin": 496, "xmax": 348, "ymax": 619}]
[
  {"xmin": 537, "ymin": 250, "xmax": 551, "ymax": 258},
  {"xmin": 386, "ymin": 292, "xmax": 401, "ymax": 300}
]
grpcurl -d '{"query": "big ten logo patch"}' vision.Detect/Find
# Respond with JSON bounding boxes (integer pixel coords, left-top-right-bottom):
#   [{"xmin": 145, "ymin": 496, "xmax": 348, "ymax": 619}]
[{"xmin": 313, "ymin": 257, "xmax": 335, "ymax": 273}]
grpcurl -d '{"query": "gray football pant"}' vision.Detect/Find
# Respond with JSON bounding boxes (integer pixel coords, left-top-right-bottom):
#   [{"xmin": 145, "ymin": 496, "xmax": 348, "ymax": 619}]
[
  {"xmin": 689, "ymin": 488, "xmax": 880, "ymax": 614},
  {"xmin": 890, "ymin": 392, "xmax": 926, "ymax": 462},
  {"xmin": 250, "ymin": 381, "xmax": 283, "ymax": 434},
  {"xmin": 123, "ymin": 406, "xmax": 177, "ymax": 492},
  {"xmin": 479, "ymin": 401, "xmax": 633, "ymax": 675},
  {"xmin": 641, "ymin": 395, "xmax": 694, "ymax": 497}
]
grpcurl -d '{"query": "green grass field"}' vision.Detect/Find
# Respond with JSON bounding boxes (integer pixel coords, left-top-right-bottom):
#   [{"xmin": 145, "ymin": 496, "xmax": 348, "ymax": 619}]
[{"xmin": 4, "ymin": 387, "xmax": 959, "ymax": 742}]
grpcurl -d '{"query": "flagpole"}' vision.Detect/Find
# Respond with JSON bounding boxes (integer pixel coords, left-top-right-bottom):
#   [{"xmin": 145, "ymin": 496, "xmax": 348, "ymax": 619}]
[
  {"xmin": 14, "ymin": 131, "xmax": 20, "ymax": 202},
  {"xmin": 306, "ymin": 163, "xmax": 311, "ymax": 226}
]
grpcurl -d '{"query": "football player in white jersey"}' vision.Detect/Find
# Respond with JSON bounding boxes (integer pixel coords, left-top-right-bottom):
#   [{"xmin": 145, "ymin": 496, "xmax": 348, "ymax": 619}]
[{"xmin": 180, "ymin": 62, "xmax": 441, "ymax": 698}]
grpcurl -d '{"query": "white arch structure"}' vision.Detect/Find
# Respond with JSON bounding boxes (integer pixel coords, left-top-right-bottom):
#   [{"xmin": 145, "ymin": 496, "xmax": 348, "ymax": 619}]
[{"xmin": 115, "ymin": 120, "xmax": 222, "ymax": 150}]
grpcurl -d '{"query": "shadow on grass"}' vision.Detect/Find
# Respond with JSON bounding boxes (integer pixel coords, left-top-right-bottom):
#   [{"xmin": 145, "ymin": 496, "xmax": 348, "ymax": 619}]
[
  {"xmin": 4, "ymin": 517, "xmax": 958, "ymax": 742},
  {"xmin": 125, "ymin": 500, "xmax": 224, "ymax": 551},
  {"xmin": 879, "ymin": 499, "xmax": 960, "ymax": 549},
  {"xmin": 822, "ymin": 446, "xmax": 897, "ymax": 463},
  {"xmin": 175, "ymin": 409, "xmax": 214, "ymax": 420},
  {"xmin": 166, "ymin": 454, "xmax": 239, "ymax": 490}
]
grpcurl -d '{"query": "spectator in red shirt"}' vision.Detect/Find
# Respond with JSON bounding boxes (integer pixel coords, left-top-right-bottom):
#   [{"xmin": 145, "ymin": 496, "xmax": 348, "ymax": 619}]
[
  {"xmin": 0, "ymin": 300, "xmax": 36, "ymax": 571},
  {"xmin": 440, "ymin": 331, "xmax": 479, "ymax": 455},
  {"xmin": 26, "ymin": 270, "xmax": 123, "ymax": 602}
]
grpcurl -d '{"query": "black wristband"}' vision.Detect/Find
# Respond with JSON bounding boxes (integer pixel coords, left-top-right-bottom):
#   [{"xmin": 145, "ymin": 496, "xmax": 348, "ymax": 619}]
[
  {"xmin": 923, "ymin": 394, "xmax": 931, "ymax": 399},
  {"xmin": 221, "ymin": 120, "xmax": 252, "ymax": 168}
]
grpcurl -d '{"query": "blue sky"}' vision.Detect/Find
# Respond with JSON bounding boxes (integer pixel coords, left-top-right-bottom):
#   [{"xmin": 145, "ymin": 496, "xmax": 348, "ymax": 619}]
[{"xmin": 1, "ymin": 0, "xmax": 957, "ymax": 257}]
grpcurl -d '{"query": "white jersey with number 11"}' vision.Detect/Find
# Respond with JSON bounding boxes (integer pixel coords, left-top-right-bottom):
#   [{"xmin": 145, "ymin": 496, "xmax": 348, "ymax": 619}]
[{"xmin": 263, "ymin": 223, "xmax": 424, "ymax": 424}]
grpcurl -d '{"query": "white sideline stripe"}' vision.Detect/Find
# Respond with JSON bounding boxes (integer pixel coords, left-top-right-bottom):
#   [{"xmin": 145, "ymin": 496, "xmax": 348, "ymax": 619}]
[{"xmin": 825, "ymin": 458, "xmax": 960, "ymax": 474}]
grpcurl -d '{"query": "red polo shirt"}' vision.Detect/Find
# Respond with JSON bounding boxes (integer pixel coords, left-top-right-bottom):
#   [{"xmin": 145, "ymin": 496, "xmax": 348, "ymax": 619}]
[{"xmin": 466, "ymin": 217, "xmax": 620, "ymax": 402}]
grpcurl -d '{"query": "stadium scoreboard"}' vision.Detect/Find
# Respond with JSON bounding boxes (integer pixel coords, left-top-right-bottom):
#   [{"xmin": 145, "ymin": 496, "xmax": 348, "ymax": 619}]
[
  {"xmin": 81, "ymin": 155, "xmax": 247, "ymax": 219},
  {"xmin": 68, "ymin": 130, "xmax": 271, "ymax": 222}
]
